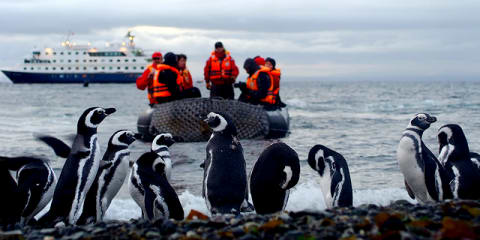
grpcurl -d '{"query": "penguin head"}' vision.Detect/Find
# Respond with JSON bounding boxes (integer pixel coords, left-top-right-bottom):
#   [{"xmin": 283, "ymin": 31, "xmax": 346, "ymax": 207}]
[
  {"xmin": 204, "ymin": 112, "xmax": 238, "ymax": 136},
  {"xmin": 17, "ymin": 163, "xmax": 49, "ymax": 219},
  {"xmin": 152, "ymin": 133, "xmax": 175, "ymax": 152},
  {"xmin": 109, "ymin": 130, "xmax": 139, "ymax": 148},
  {"xmin": 78, "ymin": 107, "xmax": 116, "ymax": 132},
  {"xmin": 408, "ymin": 113, "xmax": 437, "ymax": 130},
  {"xmin": 438, "ymin": 124, "xmax": 470, "ymax": 163},
  {"xmin": 308, "ymin": 145, "xmax": 338, "ymax": 177}
]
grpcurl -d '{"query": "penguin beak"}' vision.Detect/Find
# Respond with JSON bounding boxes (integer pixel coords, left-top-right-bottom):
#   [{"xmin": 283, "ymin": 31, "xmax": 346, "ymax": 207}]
[
  {"xmin": 427, "ymin": 116, "xmax": 437, "ymax": 123},
  {"xmin": 104, "ymin": 108, "xmax": 116, "ymax": 115}
]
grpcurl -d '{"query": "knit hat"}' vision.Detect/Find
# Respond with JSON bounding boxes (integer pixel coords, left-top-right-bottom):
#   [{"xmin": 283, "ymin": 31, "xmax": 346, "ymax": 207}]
[
  {"xmin": 152, "ymin": 52, "xmax": 162, "ymax": 59},
  {"xmin": 214, "ymin": 41, "xmax": 224, "ymax": 48},
  {"xmin": 163, "ymin": 52, "xmax": 177, "ymax": 66},
  {"xmin": 254, "ymin": 56, "xmax": 265, "ymax": 66}
]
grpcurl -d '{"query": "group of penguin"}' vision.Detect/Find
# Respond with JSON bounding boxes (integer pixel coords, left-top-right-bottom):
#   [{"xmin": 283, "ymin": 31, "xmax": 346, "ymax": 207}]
[
  {"xmin": 0, "ymin": 107, "xmax": 355, "ymax": 228},
  {"xmin": 397, "ymin": 113, "xmax": 480, "ymax": 203}
]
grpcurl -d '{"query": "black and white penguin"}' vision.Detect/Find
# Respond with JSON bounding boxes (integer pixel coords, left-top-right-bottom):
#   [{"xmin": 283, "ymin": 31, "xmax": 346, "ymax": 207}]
[
  {"xmin": 0, "ymin": 156, "xmax": 56, "ymax": 226},
  {"xmin": 396, "ymin": 113, "xmax": 452, "ymax": 203},
  {"xmin": 0, "ymin": 160, "xmax": 21, "ymax": 226},
  {"xmin": 78, "ymin": 130, "xmax": 140, "ymax": 224},
  {"xmin": 203, "ymin": 112, "xmax": 248, "ymax": 215},
  {"xmin": 250, "ymin": 142, "xmax": 300, "ymax": 214},
  {"xmin": 437, "ymin": 124, "xmax": 480, "ymax": 200},
  {"xmin": 41, "ymin": 107, "xmax": 115, "ymax": 226},
  {"xmin": 308, "ymin": 145, "xmax": 353, "ymax": 208},
  {"xmin": 129, "ymin": 133, "xmax": 184, "ymax": 221}
]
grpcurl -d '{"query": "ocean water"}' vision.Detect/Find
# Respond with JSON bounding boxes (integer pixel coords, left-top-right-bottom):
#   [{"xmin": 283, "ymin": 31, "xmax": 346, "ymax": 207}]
[{"xmin": 1, "ymin": 80, "xmax": 480, "ymax": 220}]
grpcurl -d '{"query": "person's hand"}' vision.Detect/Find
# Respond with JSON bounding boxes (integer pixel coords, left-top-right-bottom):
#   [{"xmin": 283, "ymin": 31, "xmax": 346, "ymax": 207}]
[{"xmin": 206, "ymin": 82, "xmax": 211, "ymax": 90}]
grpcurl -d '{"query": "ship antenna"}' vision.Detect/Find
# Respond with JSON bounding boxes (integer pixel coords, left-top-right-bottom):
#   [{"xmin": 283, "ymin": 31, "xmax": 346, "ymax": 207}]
[
  {"xmin": 62, "ymin": 30, "xmax": 74, "ymax": 49},
  {"xmin": 126, "ymin": 30, "xmax": 135, "ymax": 49}
]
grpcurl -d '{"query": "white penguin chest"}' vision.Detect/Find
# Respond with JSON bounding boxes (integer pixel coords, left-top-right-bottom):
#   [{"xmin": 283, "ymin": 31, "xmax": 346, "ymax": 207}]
[{"xmin": 397, "ymin": 136, "xmax": 429, "ymax": 200}]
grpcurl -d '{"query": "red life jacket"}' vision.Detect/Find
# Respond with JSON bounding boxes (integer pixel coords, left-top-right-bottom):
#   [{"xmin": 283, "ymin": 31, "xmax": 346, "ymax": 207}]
[
  {"xmin": 148, "ymin": 64, "xmax": 181, "ymax": 103},
  {"xmin": 179, "ymin": 68, "xmax": 193, "ymax": 91},
  {"xmin": 208, "ymin": 51, "xmax": 234, "ymax": 85},
  {"xmin": 270, "ymin": 68, "xmax": 281, "ymax": 99},
  {"xmin": 246, "ymin": 67, "xmax": 276, "ymax": 105}
]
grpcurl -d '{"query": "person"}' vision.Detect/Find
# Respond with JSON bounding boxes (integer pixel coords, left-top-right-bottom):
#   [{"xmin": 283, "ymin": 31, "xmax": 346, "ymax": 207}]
[
  {"xmin": 237, "ymin": 58, "xmax": 277, "ymax": 109},
  {"xmin": 136, "ymin": 52, "xmax": 181, "ymax": 105},
  {"xmin": 177, "ymin": 54, "xmax": 201, "ymax": 99},
  {"xmin": 203, "ymin": 41, "xmax": 239, "ymax": 99},
  {"xmin": 253, "ymin": 56, "xmax": 266, "ymax": 67},
  {"xmin": 265, "ymin": 57, "xmax": 286, "ymax": 108},
  {"xmin": 136, "ymin": 52, "xmax": 163, "ymax": 105}
]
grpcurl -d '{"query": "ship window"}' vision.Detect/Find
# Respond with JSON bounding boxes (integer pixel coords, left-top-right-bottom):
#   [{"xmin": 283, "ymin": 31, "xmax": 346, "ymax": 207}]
[
  {"xmin": 68, "ymin": 67, "xmax": 71, "ymax": 70},
  {"xmin": 117, "ymin": 66, "xmax": 121, "ymax": 70},
  {"xmin": 53, "ymin": 67, "xmax": 56, "ymax": 70},
  {"xmin": 45, "ymin": 67, "xmax": 49, "ymax": 70},
  {"xmin": 53, "ymin": 52, "xmax": 56, "ymax": 55},
  {"xmin": 117, "ymin": 59, "xmax": 120, "ymax": 62},
  {"xmin": 31, "ymin": 67, "xmax": 34, "ymax": 70},
  {"xmin": 75, "ymin": 52, "xmax": 79, "ymax": 55},
  {"xmin": 83, "ymin": 59, "xmax": 86, "ymax": 63},
  {"xmin": 89, "ymin": 60, "xmax": 92, "ymax": 62},
  {"xmin": 101, "ymin": 66, "xmax": 105, "ymax": 70},
  {"xmin": 24, "ymin": 67, "xmax": 27, "ymax": 70},
  {"xmin": 76, "ymin": 67, "xmax": 79, "ymax": 70},
  {"xmin": 141, "ymin": 66, "xmax": 145, "ymax": 70},
  {"xmin": 94, "ymin": 59, "xmax": 97, "ymax": 62},
  {"xmin": 68, "ymin": 60, "xmax": 71, "ymax": 63},
  {"xmin": 125, "ymin": 59, "xmax": 129, "ymax": 62},
  {"xmin": 125, "ymin": 66, "xmax": 129, "ymax": 70},
  {"xmin": 68, "ymin": 52, "xmax": 71, "ymax": 55},
  {"xmin": 109, "ymin": 59, "xmax": 113, "ymax": 62},
  {"xmin": 60, "ymin": 52, "xmax": 64, "ymax": 55},
  {"xmin": 83, "ymin": 52, "xmax": 86, "ymax": 55},
  {"xmin": 83, "ymin": 67, "xmax": 87, "ymax": 70},
  {"xmin": 133, "ymin": 59, "xmax": 136, "ymax": 62},
  {"xmin": 75, "ymin": 59, "xmax": 79, "ymax": 63},
  {"xmin": 133, "ymin": 66, "xmax": 137, "ymax": 70},
  {"xmin": 53, "ymin": 60, "xmax": 56, "ymax": 63},
  {"xmin": 60, "ymin": 60, "xmax": 64, "ymax": 63},
  {"xmin": 45, "ymin": 52, "xmax": 49, "ymax": 55},
  {"xmin": 60, "ymin": 67, "xmax": 64, "ymax": 70},
  {"xmin": 94, "ymin": 67, "xmax": 98, "ymax": 70},
  {"xmin": 109, "ymin": 66, "xmax": 113, "ymax": 70}
]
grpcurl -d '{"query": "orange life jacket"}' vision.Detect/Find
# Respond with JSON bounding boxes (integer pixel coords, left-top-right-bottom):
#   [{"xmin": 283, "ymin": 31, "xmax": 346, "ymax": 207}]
[
  {"xmin": 246, "ymin": 67, "xmax": 276, "ymax": 105},
  {"xmin": 209, "ymin": 51, "xmax": 234, "ymax": 85},
  {"xmin": 148, "ymin": 64, "xmax": 181, "ymax": 103},
  {"xmin": 270, "ymin": 68, "xmax": 281, "ymax": 99},
  {"xmin": 179, "ymin": 68, "xmax": 193, "ymax": 91}
]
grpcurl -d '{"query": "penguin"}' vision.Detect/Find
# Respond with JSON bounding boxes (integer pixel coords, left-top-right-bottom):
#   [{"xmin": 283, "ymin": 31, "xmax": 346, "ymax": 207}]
[
  {"xmin": 308, "ymin": 144, "xmax": 353, "ymax": 208},
  {"xmin": 437, "ymin": 124, "xmax": 480, "ymax": 199},
  {"xmin": 77, "ymin": 130, "xmax": 140, "ymax": 224},
  {"xmin": 129, "ymin": 133, "xmax": 184, "ymax": 221},
  {"xmin": 203, "ymin": 112, "xmax": 248, "ymax": 215},
  {"xmin": 0, "ymin": 156, "xmax": 56, "ymax": 226},
  {"xmin": 396, "ymin": 113, "xmax": 452, "ymax": 203},
  {"xmin": 0, "ymin": 160, "xmax": 23, "ymax": 226},
  {"xmin": 250, "ymin": 142, "xmax": 300, "ymax": 214},
  {"xmin": 40, "ymin": 107, "xmax": 115, "ymax": 226}
]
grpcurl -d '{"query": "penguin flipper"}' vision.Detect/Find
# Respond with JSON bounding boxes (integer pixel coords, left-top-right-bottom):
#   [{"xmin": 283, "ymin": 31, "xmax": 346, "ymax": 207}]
[
  {"xmin": 35, "ymin": 134, "xmax": 71, "ymax": 158},
  {"xmin": 144, "ymin": 189, "xmax": 155, "ymax": 221},
  {"xmin": 404, "ymin": 179, "xmax": 415, "ymax": 200}
]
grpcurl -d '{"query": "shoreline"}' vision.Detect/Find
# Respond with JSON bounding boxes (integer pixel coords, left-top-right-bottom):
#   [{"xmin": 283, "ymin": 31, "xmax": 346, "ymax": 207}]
[{"xmin": 2, "ymin": 199, "xmax": 480, "ymax": 240}]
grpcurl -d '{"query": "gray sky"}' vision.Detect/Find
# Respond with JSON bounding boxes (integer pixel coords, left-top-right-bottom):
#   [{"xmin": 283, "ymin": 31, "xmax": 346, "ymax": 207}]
[{"xmin": 1, "ymin": 0, "xmax": 479, "ymax": 82}]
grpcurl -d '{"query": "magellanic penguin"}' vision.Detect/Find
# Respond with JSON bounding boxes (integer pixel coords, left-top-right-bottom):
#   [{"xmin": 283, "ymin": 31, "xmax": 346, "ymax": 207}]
[
  {"xmin": 437, "ymin": 124, "xmax": 480, "ymax": 200},
  {"xmin": 396, "ymin": 113, "xmax": 452, "ymax": 203},
  {"xmin": 77, "ymin": 130, "xmax": 140, "ymax": 224},
  {"xmin": 41, "ymin": 107, "xmax": 116, "ymax": 226},
  {"xmin": 250, "ymin": 142, "xmax": 300, "ymax": 214},
  {"xmin": 203, "ymin": 112, "xmax": 248, "ymax": 215},
  {"xmin": 308, "ymin": 145, "xmax": 353, "ymax": 208},
  {"xmin": 129, "ymin": 133, "xmax": 184, "ymax": 221},
  {"xmin": 0, "ymin": 156, "xmax": 56, "ymax": 226}
]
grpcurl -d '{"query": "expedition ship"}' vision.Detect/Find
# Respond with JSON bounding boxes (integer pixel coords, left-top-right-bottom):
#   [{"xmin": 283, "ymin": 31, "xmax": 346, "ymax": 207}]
[{"xmin": 1, "ymin": 32, "xmax": 150, "ymax": 84}]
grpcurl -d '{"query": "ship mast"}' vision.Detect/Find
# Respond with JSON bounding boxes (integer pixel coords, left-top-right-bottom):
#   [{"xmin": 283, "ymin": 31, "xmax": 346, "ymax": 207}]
[{"xmin": 126, "ymin": 31, "xmax": 135, "ymax": 49}]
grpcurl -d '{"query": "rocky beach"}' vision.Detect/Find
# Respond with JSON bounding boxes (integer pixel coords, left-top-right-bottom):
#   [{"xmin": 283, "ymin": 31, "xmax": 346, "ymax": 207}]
[{"xmin": 1, "ymin": 199, "xmax": 479, "ymax": 240}]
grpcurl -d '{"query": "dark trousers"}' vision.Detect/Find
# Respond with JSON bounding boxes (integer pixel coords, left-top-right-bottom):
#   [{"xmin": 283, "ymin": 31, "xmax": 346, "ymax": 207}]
[{"xmin": 210, "ymin": 84, "xmax": 234, "ymax": 100}]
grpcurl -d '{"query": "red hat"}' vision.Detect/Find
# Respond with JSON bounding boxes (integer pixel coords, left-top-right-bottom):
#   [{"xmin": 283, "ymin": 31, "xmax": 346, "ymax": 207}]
[
  {"xmin": 254, "ymin": 56, "xmax": 265, "ymax": 66},
  {"xmin": 152, "ymin": 52, "xmax": 162, "ymax": 59}
]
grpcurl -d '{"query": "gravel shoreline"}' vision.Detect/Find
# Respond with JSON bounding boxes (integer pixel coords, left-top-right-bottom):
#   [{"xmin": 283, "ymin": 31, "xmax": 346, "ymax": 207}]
[{"xmin": 2, "ymin": 199, "xmax": 480, "ymax": 240}]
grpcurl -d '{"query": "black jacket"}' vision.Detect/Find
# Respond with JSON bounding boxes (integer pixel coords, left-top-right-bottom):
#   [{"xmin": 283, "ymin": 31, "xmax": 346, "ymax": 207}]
[
  {"xmin": 156, "ymin": 52, "xmax": 180, "ymax": 102},
  {"xmin": 243, "ymin": 58, "xmax": 271, "ymax": 103}
]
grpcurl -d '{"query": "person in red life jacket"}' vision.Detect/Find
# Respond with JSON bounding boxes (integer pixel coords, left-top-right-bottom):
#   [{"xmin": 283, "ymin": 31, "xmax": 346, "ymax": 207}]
[
  {"xmin": 137, "ymin": 52, "xmax": 181, "ymax": 106},
  {"xmin": 265, "ymin": 57, "xmax": 286, "ymax": 108},
  {"xmin": 254, "ymin": 56, "xmax": 266, "ymax": 67},
  {"xmin": 236, "ymin": 58, "xmax": 277, "ymax": 109},
  {"xmin": 203, "ymin": 41, "xmax": 239, "ymax": 99},
  {"xmin": 136, "ymin": 52, "xmax": 163, "ymax": 100},
  {"xmin": 177, "ymin": 54, "xmax": 201, "ymax": 99}
]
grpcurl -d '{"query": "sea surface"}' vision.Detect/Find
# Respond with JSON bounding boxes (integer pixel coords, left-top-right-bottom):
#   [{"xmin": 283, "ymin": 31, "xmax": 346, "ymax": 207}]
[{"xmin": 1, "ymin": 80, "xmax": 480, "ymax": 220}]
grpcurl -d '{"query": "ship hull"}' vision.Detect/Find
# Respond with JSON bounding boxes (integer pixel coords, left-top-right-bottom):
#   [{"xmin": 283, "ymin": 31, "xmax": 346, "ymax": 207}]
[{"xmin": 1, "ymin": 71, "xmax": 141, "ymax": 84}]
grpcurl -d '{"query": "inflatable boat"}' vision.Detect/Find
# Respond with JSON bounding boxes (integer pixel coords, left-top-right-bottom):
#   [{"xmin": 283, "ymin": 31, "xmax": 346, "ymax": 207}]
[{"xmin": 137, "ymin": 98, "xmax": 289, "ymax": 142}]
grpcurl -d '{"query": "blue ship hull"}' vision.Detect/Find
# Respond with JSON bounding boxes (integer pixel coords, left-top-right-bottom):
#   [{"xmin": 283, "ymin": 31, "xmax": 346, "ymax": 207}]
[{"xmin": 1, "ymin": 71, "xmax": 141, "ymax": 84}]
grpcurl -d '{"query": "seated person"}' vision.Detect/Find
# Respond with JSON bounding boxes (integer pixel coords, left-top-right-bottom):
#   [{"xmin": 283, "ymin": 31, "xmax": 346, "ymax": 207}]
[
  {"xmin": 177, "ymin": 54, "xmax": 201, "ymax": 99},
  {"xmin": 149, "ymin": 52, "xmax": 181, "ymax": 105},
  {"xmin": 237, "ymin": 58, "xmax": 278, "ymax": 109},
  {"xmin": 136, "ymin": 52, "xmax": 163, "ymax": 105},
  {"xmin": 265, "ymin": 57, "xmax": 286, "ymax": 108}
]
